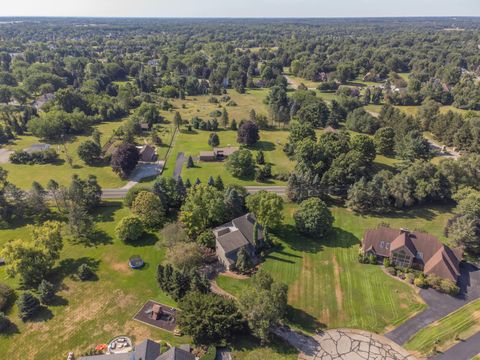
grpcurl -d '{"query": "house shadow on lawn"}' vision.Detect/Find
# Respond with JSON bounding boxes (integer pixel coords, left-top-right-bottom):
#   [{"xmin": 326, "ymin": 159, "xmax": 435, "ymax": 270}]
[{"xmin": 287, "ymin": 305, "xmax": 327, "ymax": 334}]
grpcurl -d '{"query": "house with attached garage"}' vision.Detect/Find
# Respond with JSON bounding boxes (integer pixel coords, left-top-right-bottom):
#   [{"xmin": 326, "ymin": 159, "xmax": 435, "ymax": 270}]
[
  {"xmin": 214, "ymin": 213, "xmax": 263, "ymax": 271},
  {"xmin": 362, "ymin": 227, "xmax": 463, "ymax": 282}
]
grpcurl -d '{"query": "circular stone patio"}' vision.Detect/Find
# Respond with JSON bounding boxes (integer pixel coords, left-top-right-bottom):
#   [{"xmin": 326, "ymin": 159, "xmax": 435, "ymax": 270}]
[{"xmin": 307, "ymin": 329, "xmax": 416, "ymax": 360}]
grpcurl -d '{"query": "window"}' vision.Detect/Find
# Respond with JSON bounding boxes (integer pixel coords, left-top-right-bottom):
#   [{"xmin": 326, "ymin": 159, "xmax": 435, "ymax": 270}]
[
  {"xmin": 380, "ymin": 241, "xmax": 385, "ymax": 249},
  {"xmin": 385, "ymin": 242, "xmax": 390, "ymax": 249},
  {"xmin": 416, "ymin": 252, "xmax": 423, "ymax": 260},
  {"xmin": 392, "ymin": 250, "xmax": 411, "ymax": 268}
]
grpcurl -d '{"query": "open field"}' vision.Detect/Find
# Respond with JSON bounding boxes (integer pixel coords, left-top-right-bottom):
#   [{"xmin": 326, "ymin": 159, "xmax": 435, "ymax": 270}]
[
  {"xmin": 162, "ymin": 128, "xmax": 294, "ymax": 185},
  {"xmin": 218, "ymin": 205, "xmax": 454, "ymax": 335},
  {"xmin": 0, "ymin": 203, "xmax": 189, "ymax": 360},
  {"xmin": 405, "ymin": 299, "xmax": 480, "ymax": 356}
]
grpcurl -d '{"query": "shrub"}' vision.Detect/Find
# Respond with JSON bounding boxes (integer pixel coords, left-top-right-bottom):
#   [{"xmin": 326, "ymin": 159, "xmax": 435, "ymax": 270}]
[
  {"xmin": 368, "ymin": 254, "xmax": 377, "ymax": 264},
  {"xmin": 426, "ymin": 274, "xmax": 442, "ymax": 290},
  {"xmin": 386, "ymin": 267, "xmax": 396, "ymax": 276},
  {"xmin": 196, "ymin": 231, "xmax": 216, "ymax": 248},
  {"xmin": 17, "ymin": 292, "xmax": 40, "ymax": 321},
  {"xmin": 439, "ymin": 279, "xmax": 460, "ymax": 295},
  {"xmin": 123, "ymin": 186, "xmax": 153, "ymax": 207},
  {"xmin": 414, "ymin": 276, "xmax": 427, "ymax": 288},
  {"xmin": 10, "ymin": 148, "xmax": 59, "ymax": 165},
  {"xmin": 78, "ymin": 264, "xmax": 95, "ymax": 281},
  {"xmin": 383, "ymin": 258, "xmax": 391, "ymax": 267},
  {"xmin": 405, "ymin": 273, "xmax": 415, "ymax": 284},
  {"xmin": 202, "ymin": 346, "xmax": 217, "ymax": 360},
  {"xmin": 0, "ymin": 283, "xmax": 13, "ymax": 311},
  {"xmin": 115, "ymin": 216, "xmax": 144, "ymax": 242}
]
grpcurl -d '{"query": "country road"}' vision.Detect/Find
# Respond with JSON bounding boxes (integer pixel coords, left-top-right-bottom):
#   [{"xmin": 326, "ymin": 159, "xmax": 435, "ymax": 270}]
[{"xmin": 102, "ymin": 185, "xmax": 287, "ymax": 199}]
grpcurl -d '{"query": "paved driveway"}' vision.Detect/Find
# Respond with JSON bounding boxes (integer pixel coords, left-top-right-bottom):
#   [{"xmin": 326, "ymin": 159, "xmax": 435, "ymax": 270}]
[
  {"xmin": 432, "ymin": 331, "xmax": 480, "ymax": 360},
  {"xmin": 0, "ymin": 149, "xmax": 12, "ymax": 164},
  {"xmin": 386, "ymin": 263, "xmax": 480, "ymax": 345},
  {"xmin": 173, "ymin": 152, "xmax": 185, "ymax": 179}
]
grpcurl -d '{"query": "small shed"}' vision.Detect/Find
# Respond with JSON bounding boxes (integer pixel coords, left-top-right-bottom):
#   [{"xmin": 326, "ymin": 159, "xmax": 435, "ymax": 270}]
[{"xmin": 199, "ymin": 151, "xmax": 216, "ymax": 162}]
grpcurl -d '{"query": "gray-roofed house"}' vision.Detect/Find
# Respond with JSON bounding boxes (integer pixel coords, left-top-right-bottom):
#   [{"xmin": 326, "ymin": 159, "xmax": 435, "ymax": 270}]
[
  {"xmin": 77, "ymin": 339, "xmax": 160, "ymax": 360},
  {"xmin": 157, "ymin": 346, "xmax": 195, "ymax": 360},
  {"xmin": 23, "ymin": 143, "xmax": 51, "ymax": 154},
  {"xmin": 214, "ymin": 213, "xmax": 263, "ymax": 271}
]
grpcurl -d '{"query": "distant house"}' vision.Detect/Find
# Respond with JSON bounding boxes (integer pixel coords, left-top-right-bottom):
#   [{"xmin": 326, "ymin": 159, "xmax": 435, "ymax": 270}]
[
  {"xmin": 76, "ymin": 340, "xmax": 194, "ymax": 360},
  {"xmin": 323, "ymin": 126, "xmax": 337, "ymax": 134},
  {"xmin": 139, "ymin": 145, "xmax": 156, "ymax": 162},
  {"xmin": 23, "ymin": 143, "xmax": 51, "ymax": 154},
  {"xmin": 199, "ymin": 147, "xmax": 239, "ymax": 162},
  {"xmin": 214, "ymin": 213, "xmax": 263, "ymax": 271},
  {"xmin": 32, "ymin": 93, "xmax": 55, "ymax": 110},
  {"xmin": 362, "ymin": 228, "xmax": 463, "ymax": 282}
]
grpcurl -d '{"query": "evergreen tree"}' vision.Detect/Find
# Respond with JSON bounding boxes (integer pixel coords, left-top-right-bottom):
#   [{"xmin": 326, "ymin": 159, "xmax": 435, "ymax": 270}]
[
  {"xmin": 249, "ymin": 109, "xmax": 257, "ymax": 122},
  {"xmin": 186, "ymin": 155, "xmax": 195, "ymax": 168},
  {"xmin": 236, "ymin": 247, "xmax": 253, "ymax": 273},
  {"xmin": 208, "ymin": 133, "xmax": 220, "ymax": 148},
  {"xmin": 174, "ymin": 111, "xmax": 183, "ymax": 129},
  {"xmin": 194, "ymin": 178, "xmax": 201, "ymax": 186},
  {"xmin": 185, "ymin": 178, "xmax": 192, "ymax": 188},
  {"xmin": 175, "ymin": 176, "xmax": 187, "ymax": 205},
  {"xmin": 190, "ymin": 271, "xmax": 210, "ymax": 294},
  {"xmin": 171, "ymin": 270, "xmax": 190, "ymax": 301},
  {"xmin": 207, "ymin": 176, "xmax": 215, "ymax": 186},
  {"xmin": 77, "ymin": 264, "xmax": 94, "ymax": 281},
  {"xmin": 222, "ymin": 108, "xmax": 229, "ymax": 128},
  {"xmin": 256, "ymin": 150, "xmax": 265, "ymax": 165},
  {"xmin": 214, "ymin": 175, "xmax": 224, "ymax": 191},
  {"xmin": 231, "ymin": 119, "xmax": 238, "ymax": 130},
  {"xmin": 38, "ymin": 279, "xmax": 55, "ymax": 304},
  {"xmin": 17, "ymin": 292, "xmax": 40, "ymax": 321}
]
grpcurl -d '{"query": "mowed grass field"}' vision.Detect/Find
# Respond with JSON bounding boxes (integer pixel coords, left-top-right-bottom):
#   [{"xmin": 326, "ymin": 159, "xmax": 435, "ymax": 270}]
[
  {"xmin": 218, "ymin": 204, "xmax": 455, "ymax": 334},
  {"xmin": 0, "ymin": 119, "xmax": 131, "ymax": 189},
  {"xmin": 0, "ymin": 203, "xmax": 189, "ymax": 360},
  {"xmin": 405, "ymin": 299, "xmax": 480, "ymax": 356},
  {"xmin": 160, "ymin": 89, "xmax": 294, "ymax": 185}
]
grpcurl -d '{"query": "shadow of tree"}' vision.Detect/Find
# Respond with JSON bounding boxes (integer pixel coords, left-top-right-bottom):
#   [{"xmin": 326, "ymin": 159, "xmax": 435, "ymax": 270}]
[
  {"xmin": 286, "ymin": 305, "xmax": 327, "ymax": 333},
  {"xmin": 0, "ymin": 321, "xmax": 19, "ymax": 337},
  {"xmin": 250, "ymin": 140, "xmax": 276, "ymax": 152},
  {"xmin": 127, "ymin": 232, "xmax": 159, "ymax": 247},
  {"xmin": 28, "ymin": 305, "xmax": 53, "ymax": 323},
  {"xmin": 273, "ymin": 225, "xmax": 324, "ymax": 253},
  {"xmin": 52, "ymin": 257, "xmax": 100, "ymax": 283},
  {"xmin": 94, "ymin": 203, "xmax": 122, "ymax": 222},
  {"xmin": 69, "ymin": 229, "xmax": 113, "ymax": 247}
]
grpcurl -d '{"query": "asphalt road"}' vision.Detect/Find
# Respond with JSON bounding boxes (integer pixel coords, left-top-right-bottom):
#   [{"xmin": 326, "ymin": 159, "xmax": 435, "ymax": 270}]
[
  {"xmin": 432, "ymin": 331, "xmax": 480, "ymax": 360},
  {"xmin": 102, "ymin": 185, "xmax": 287, "ymax": 199}
]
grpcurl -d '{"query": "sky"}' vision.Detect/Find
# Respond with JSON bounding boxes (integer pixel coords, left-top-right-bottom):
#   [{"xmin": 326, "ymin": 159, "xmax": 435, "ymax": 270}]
[{"xmin": 1, "ymin": 0, "xmax": 480, "ymax": 18}]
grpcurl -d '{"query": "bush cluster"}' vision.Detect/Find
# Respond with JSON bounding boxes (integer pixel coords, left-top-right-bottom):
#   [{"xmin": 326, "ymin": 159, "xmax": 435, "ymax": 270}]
[{"xmin": 10, "ymin": 148, "xmax": 59, "ymax": 165}]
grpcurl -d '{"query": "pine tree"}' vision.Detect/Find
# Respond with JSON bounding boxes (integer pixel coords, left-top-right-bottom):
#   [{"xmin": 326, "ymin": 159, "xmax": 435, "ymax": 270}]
[
  {"xmin": 190, "ymin": 271, "xmax": 210, "ymax": 294},
  {"xmin": 253, "ymin": 222, "xmax": 259, "ymax": 248},
  {"xmin": 174, "ymin": 111, "xmax": 183, "ymax": 129},
  {"xmin": 186, "ymin": 155, "xmax": 194, "ymax": 168},
  {"xmin": 222, "ymin": 108, "xmax": 229, "ymax": 128},
  {"xmin": 194, "ymin": 178, "xmax": 201, "ymax": 186},
  {"xmin": 207, "ymin": 176, "xmax": 215, "ymax": 186},
  {"xmin": 214, "ymin": 175, "xmax": 224, "ymax": 191},
  {"xmin": 256, "ymin": 150, "xmax": 265, "ymax": 165},
  {"xmin": 236, "ymin": 247, "xmax": 253, "ymax": 273},
  {"xmin": 77, "ymin": 264, "xmax": 94, "ymax": 281},
  {"xmin": 249, "ymin": 109, "xmax": 256, "ymax": 122},
  {"xmin": 17, "ymin": 292, "xmax": 40, "ymax": 321},
  {"xmin": 185, "ymin": 178, "xmax": 192, "ymax": 188},
  {"xmin": 171, "ymin": 270, "xmax": 190, "ymax": 301},
  {"xmin": 38, "ymin": 280, "xmax": 55, "ymax": 305},
  {"xmin": 176, "ymin": 176, "xmax": 187, "ymax": 204},
  {"xmin": 231, "ymin": 119, "xmax": 238, "ymax": 130}
]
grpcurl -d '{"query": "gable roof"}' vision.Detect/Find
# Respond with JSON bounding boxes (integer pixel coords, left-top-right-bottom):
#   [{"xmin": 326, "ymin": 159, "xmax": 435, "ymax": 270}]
[
  {"xmin": 156, "ymin": 347, "xmax": 195, "ymax": 360},
  {"xmin": 139, "ymin": 145, "xmax": 156, "ymax": 162},
  {"xmin": 215, "ymin": 213, "xmax": 264, "ymax": 255},
  {"xmin": 78, "ymin": 339, "xmax": 161, "ymax": 360},
  {"xmin": 363, "ymin": 227, "xmax": 462, "ymax": 281}
]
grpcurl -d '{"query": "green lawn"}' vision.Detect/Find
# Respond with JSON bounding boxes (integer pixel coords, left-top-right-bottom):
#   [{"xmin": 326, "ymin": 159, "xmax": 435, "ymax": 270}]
[
  {"xmin": 162, "ymin": 128, "xmax": 293, "ymax": 186},
  {"xmin": 218, "ymin": 204, "xmax": 455, "ymax": 334},
  {"xmin": 405, "ymin": 299, "xmax": 480, "ymax": 356},
  {"xmin": 230, "ymin": 335, "xmax": 298, "ymax": 360},
  {"xmin": 0, "ymin": 203, "xmax": 189, "ymax": 360}
]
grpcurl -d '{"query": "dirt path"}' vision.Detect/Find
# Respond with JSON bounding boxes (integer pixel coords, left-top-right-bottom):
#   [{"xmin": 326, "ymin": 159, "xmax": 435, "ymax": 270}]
[
  {"xmin": 332, "ymin": 255, "xmax": 344, "ymax": 319},
  {"xmin": 173, "ymin": 152, "xmax": 185, "ymax": 179},
  {"xmin": 210, "ymin": 280, "xmax": 236, "ymax": 300}
]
